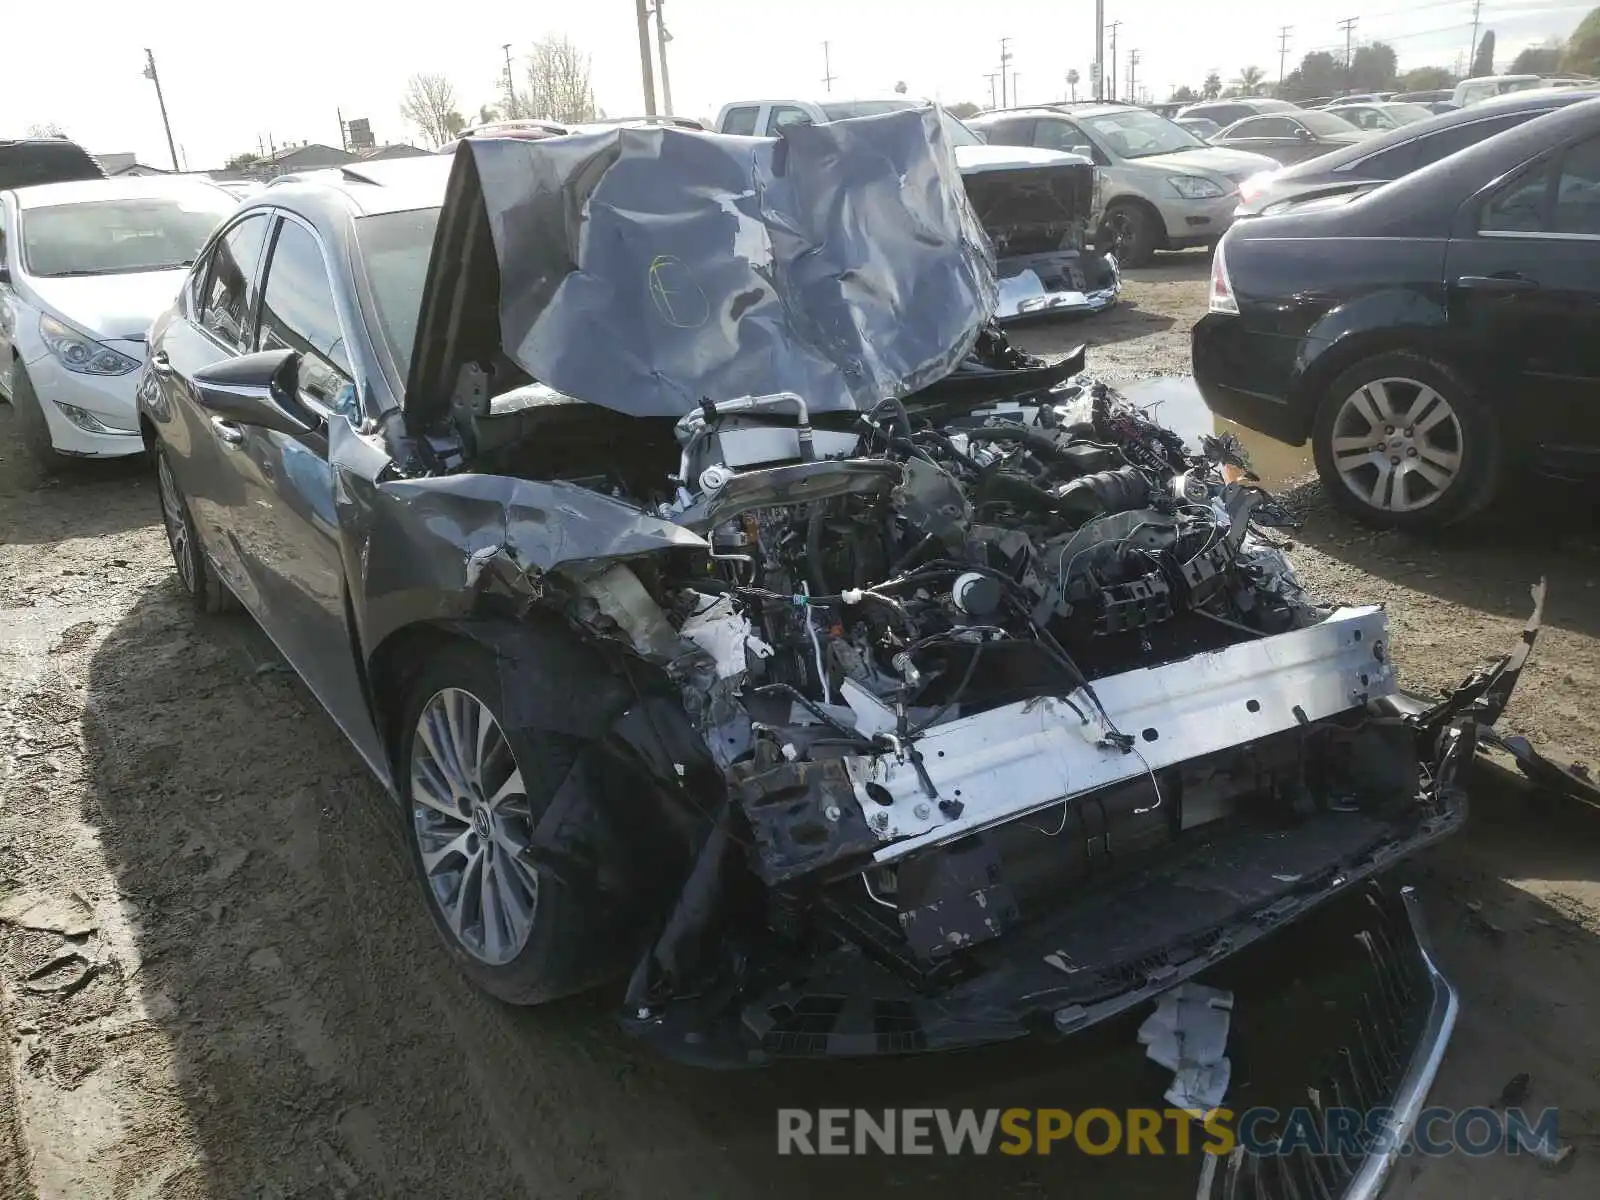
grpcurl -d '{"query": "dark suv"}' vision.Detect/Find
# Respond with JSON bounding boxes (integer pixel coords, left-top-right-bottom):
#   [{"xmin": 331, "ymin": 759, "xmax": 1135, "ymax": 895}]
[{"xmin": 0, "ymin": 138, "xmax": 106, "ymax": 191}]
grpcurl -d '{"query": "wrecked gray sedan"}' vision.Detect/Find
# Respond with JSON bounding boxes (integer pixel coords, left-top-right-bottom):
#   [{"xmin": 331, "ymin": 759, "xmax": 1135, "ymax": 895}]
[{"xmin": 139, "ymin": 113, "xmax": 1528, "ymax": 1129}]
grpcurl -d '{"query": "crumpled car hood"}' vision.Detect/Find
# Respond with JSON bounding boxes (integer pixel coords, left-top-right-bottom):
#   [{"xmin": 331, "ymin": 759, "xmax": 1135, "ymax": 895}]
[{"xmin": 403, "ymin": 108, "xmax": 999, "ymax": 429}]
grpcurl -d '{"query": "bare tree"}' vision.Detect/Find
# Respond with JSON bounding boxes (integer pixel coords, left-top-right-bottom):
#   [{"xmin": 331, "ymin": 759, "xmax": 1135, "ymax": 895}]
[
  {"xmin": 26, "ymin": 121, "xmax": 66, "ymax": 138},
  {"xmin": 400, "ymin": 73, "xmax": 462, "ymax": 146},
  {"xmin": 524, "ymin": 35, "xmax": 596, "ymax": 123}
]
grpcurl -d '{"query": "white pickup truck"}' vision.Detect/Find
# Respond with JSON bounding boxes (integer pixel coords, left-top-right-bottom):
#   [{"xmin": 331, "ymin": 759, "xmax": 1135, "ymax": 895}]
[{"xmin": 712, "ymin": 97, "xmax": 1120, "ymax": 321}]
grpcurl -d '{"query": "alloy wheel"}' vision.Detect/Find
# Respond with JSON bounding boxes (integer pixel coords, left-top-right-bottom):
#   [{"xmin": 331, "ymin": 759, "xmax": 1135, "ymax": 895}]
[
  {"xmin": 157, "ymin": 454, "xmax": 196, "ymax": 592},
  {"xmin": 1329, "ymin": 377, "xmax": 1463, "ymax": 513},
  {"xmin": 410, "ymin": 687, "xmax": 540, "ymax": 966}
]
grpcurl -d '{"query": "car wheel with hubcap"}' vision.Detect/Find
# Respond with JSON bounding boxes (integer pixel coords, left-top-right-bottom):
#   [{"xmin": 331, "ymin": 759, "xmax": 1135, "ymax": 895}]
[
  {"xmin": 399, "ymin": 639, "xmax": 608, "ymax": 1004},
  {"xmin": 1098, "ymin": 202, "xmax": 1158, "ymax": 268},
  {"xmin": 155, "ymin": 443, "xmax": 238, "ymax": 613},
  {"xmin": 1313, "ymin": 351, "xmax": 1502, "ymax": 530}
]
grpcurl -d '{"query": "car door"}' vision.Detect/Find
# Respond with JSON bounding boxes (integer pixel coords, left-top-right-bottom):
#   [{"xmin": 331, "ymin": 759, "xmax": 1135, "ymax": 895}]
[
  {"xmin": 149, "ymin": 209, "xmax": 273, "ymax": 589},
  {"xmin": 1444, "ymin": 133, "xmax": 1600, "ymax": 473},
  {"xmin": 221, "ymin": 212, "xmax": 387, "ymax": 770}
]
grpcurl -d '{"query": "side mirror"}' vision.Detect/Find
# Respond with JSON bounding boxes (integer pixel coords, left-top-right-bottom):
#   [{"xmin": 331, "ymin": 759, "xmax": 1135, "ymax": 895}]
[
  {"xmin": 1296, "ymin": 126, "xmax": 1315, "ymax": 141},
  {"xmin": 1070, "ymin": 144, "xmax": 1094, "ymax": 159},
  {"xmin": 191, "ymin": 349, "xmax": 317, "ymax": 435}
]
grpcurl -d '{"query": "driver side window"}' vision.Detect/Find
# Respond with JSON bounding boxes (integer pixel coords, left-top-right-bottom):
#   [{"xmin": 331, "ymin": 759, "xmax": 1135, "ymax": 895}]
[
  {"xmin": 1035, "ymin": 119, "xmax": 1087, "ymax": 153},
  {"xmin": 198, "ymin": 214, "xmax": 270, "ymax": 352},
  {"xmin": 766, "ymin": 105, "xmax": 813, "ymax": 135},
  {"xmin": 1232, "ymin": 117, "xmax": 1297, "ymax": 139},
  {"xmin": 255, "ymin": 218, "xmax": 356, "ymax": 421}
]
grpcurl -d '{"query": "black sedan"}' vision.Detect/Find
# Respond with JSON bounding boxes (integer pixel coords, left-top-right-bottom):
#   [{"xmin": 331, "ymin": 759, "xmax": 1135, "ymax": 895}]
[
  {"xmin": 1236, "ymin": 87, "xmax": 1600, "ymax": 217},
  {"xmin": 1194, "ymin": 97, "xmax": 1600, "ymax": 529},
  {"xmin": 1208, "ymin": 108, "xmax": 1372, "ymax": 165}
]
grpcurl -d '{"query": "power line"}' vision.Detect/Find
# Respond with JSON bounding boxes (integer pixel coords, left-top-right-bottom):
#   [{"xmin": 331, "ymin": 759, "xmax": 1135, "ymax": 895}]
[{"xmin": 1339, "ymin": 16, "xmax": 1360, "ymax": 69}]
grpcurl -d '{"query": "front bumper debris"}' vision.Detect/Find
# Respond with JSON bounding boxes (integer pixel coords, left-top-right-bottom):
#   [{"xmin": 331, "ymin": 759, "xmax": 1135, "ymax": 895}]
[
  {"xmin": 1196, "ymin": 885, "xmax": 1457, "ymax": 1200},
  {"xmin": 993, "ymin": 251, "xmax": 1120, "ymax": 321}
]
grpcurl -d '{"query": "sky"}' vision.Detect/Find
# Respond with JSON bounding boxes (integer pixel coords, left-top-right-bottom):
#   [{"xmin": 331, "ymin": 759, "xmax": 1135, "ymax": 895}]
[{"xmin": 4, "ymin": 0, "xmax": 1595, "ymax": 169}]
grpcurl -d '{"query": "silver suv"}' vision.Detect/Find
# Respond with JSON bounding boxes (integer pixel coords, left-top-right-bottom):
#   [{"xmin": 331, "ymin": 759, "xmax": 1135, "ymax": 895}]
[{"xmin": 972, "ymin": 104, "xmax": 1280, "ymax": 265}]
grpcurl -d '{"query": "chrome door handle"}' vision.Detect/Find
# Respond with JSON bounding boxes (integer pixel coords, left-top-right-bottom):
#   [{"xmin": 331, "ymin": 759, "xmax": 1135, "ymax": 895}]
[
  {"xmin": 209, "ymin": 416, "xmax": 245, "ymax": 446},
  {"xmin": 149, "ymin": 350, "xmax": 174, "ymax": 376},
  {"xmin": 1455, "ymin": 274, "xmax": 1539, "ymax": 293}
]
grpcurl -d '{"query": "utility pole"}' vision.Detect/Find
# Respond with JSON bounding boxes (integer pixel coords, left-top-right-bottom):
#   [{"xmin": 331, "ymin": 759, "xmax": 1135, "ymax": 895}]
[
  {"xmin": 1011, "ymin": 71, "xmax": 1022, "ymax": 105},
  {"xmin": 633, "ymin": 0, "xmax": 657, "ymax": 116},
  {"xmin": 999, "ymin": 37, "xmax": 1013, "ymax": 108},
  {"xmin": 984, "ymin": 71, "xmax": 1000, "ymax": 108},
  {"xmin": 141, "ymin": 49, "xmax": 179, "ymax": 172},
  {"xmin": 1127, "ymin": 49, "xmax": 1140, "ymax": 104},
  {"xmin": 1113, "ymin": 23, "xmax": 1125, "ymax": 102},
  {"xmin": 502, "ymin": 43, "xmax": 517, "ymax": 117},
  {"xmin": 1339, "ymin": 16, "xmax": 1358, "ymax": 74},
  {"xmin": 652, "ymin": 0, "xmax": 674, "ymax": 115},
  {"xmin": 1468, "ymin": 0, "xmax": 1482, "ymax": 73},
  {"xmin": 1278, "ymin": 25, "xmax": 1292, "ymax": 85},
  {"xmin": 1094, "ymin": 0, "xmax": 1104, "ymax": 100},
  {"xmin": 822, "ymin": 41, "xmax": 836, "ymax": 93},
  {"xmin": 337, "ymin": 106, "xmax": 347, "ymax": 151}
]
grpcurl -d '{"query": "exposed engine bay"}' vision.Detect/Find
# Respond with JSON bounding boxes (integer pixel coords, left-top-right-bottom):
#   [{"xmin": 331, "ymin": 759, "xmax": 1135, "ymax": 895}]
[
  {"xmin": 349, "ymin": 119, "xmax": 1532, "ymax": 1067},
  {"xmin": 424, "ymin": 333, "xmax": 1493, "ymax": 1064}
]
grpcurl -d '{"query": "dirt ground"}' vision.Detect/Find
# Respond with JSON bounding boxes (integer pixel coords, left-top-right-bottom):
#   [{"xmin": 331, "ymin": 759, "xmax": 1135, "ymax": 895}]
[{"xmin": 1, "ymin": 254, "xmax": 1597, "ymax": 1199}]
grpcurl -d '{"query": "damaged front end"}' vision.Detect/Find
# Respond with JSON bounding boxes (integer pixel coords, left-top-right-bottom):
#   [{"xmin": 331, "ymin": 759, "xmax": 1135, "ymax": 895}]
[
  {"xmin": 957, "ymin": 147, "xmax": 1121, "ymax": 321},
  {"xmin": 336, "ymin": 112, "xmax": 1533, "ymax": 1074}
]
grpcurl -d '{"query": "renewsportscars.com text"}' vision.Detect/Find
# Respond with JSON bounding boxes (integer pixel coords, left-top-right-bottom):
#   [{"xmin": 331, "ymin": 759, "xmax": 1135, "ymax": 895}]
[{"xmin": 776, "ymin": 1106, "xmax": 1562, "ymax": 1158}]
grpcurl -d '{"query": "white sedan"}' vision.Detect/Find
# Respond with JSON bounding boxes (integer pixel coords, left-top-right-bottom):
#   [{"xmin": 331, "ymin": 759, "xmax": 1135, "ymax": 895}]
[{"xmin": 0, "ymin": 176, "xmax": 238, "ymax": 468}]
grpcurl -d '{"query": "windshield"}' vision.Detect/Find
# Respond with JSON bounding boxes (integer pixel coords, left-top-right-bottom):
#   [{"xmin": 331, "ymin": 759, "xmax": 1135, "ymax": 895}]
[
  {"xmin": 357, "ymin": 207, "xmax": 442, "ymax": 376},
  {"xmin": 20, "ymin": 191, "xmax": 238, "ymax": 277},
  {"xmin": 1079, "ymin": 109, "xmax": 1205, "ymax": 158},
  {"xmin": 1298, "ymin": 109, "xmax": 1361, "ymax": 136}
]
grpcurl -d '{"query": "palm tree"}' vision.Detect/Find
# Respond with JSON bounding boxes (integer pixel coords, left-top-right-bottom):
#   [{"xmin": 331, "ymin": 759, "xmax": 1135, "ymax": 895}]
[
  {"xmin": 1202, "ymin": 71, "xmax": 1223, "ymax": 99},
  {"xmin": 1237, "ymin": 65, "xmax": 1266, "ymax": 96}
]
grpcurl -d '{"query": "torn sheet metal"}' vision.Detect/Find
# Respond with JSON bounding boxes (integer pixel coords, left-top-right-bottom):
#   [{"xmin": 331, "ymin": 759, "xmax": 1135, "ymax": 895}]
[
  {"xmin": 409, "ymin": 107, "xmax": 998, "ymax": 428},
  {"xmin": 1482, "ymin": 729, "xmax": 1600, "ymax": 810},
  {"xmin": 1139, "ymin": 982, "xmax": 1235, "ymax": 1113},
  {"xmin": 1416, "ymin": 578, "xmax": 1546, "ymax": 731}
]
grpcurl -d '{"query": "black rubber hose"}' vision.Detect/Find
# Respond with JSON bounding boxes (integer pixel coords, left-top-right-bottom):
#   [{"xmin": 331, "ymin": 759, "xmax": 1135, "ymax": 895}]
[{"xmin": 806, "ymin": 507, "xmax": 831, "ymax": 598}]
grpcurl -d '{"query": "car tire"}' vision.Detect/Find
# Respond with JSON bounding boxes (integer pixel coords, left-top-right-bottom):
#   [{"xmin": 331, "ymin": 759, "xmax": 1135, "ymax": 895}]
[
  {"xmin": 398, "ymin": 638, "xmax": 613, "ymax": 1005},
  {"xmin": 155, "ymin": 442, "xmax": 239, "ymax": 614},
  {"xmin": 10, "ymin": 368, "xmax": 70, "ymax": 476},
  {"xmin": 1099, "ymin": 201, "xmax": 1159, "ymax": 268},
  {"xmin": 1312, "ymin": 351, "xmax": 1502, "ymax": 531}
]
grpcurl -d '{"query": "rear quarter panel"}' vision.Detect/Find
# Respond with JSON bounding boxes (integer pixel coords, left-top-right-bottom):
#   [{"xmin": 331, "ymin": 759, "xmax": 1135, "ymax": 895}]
[{"xmin": 1225, "ymin": 229, "xmax": 1453, "ymax": 426}]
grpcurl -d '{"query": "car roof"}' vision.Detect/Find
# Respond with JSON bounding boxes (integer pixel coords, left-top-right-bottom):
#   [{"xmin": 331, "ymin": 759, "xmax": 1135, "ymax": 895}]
[
  {"xmin": 8, "ymin": 173, "xmax": 233, "ymax": 209},
  {"xmin": 1273, "ymin": 86, "xmax": 1600, "ymax": 179},
  {"xmin": 262, "ymin": 155, "xmax": 453, "ymax": 216},
  {"xmin": 971, "ymin": 103, "xmax": 1138, "ymax": 122}
]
